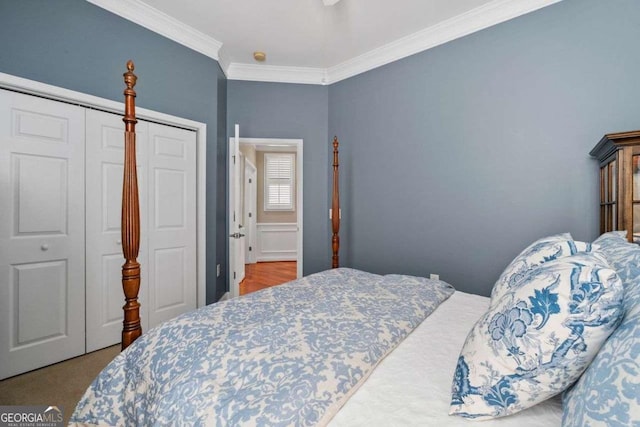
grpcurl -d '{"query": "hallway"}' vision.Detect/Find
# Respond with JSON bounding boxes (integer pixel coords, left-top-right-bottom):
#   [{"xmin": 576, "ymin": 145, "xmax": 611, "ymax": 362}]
[{"xmin": 239, "ymin": 261, "xmax": 297, "ymax": 295}]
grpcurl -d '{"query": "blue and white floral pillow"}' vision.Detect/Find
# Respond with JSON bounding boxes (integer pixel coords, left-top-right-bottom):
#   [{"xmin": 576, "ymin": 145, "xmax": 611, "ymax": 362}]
[
  {"xmin": 562, "ymin": 232, "xmax": 640, "ymax": 426},
  {"xmin": 490, "ymin": 233, "xmax": 592, "ymax": 304},
  {"xmin": 450, "ymin": 252, "xmax": 624, "ymax": 420}
]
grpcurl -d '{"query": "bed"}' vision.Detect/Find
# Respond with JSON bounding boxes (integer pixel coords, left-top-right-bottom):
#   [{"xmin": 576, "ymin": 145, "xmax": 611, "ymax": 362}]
[{"xmin": 70, "ymin": 62, "xmax": 639, "ymax": 426}]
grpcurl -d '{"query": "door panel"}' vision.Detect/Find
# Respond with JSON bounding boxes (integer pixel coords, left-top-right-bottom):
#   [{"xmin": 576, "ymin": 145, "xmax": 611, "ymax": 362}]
[
  {"xmin": 0, "ymin": 89, "xmax": 85, "ymax": 379},
  {"xmin": 85, "ymin": 110, "xmax": 148, "ymax": 352},
  {"xmin": 14, "ymin": 260, "xmax": 67, "ymax": 344},
  {"xmin": 147, "ymin": 123, "xmax": 196, "ymax": 328},
  {"xmin": 155, "ymin": 168, "xmax": 186, "ymax": 229},
  {"xmin": 228, "ymin": 125, "xmax": 245, "ymax": 298},
  {"xmin": 154, "ymin": 247, "xmax": 186, "ymax": 310},
  {"xmin": 13, "ymin": 154, "xmax": 67, "ymax": 234},
  {"xmin": 244, "ymin": 160, "xmax": 257, "ymax": 264}
]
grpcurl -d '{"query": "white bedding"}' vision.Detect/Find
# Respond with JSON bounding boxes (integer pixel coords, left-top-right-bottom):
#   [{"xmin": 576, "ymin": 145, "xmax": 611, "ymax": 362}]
[{"xmin": 329, "ymin": 291, "xmax": 563, "ymax": 426}]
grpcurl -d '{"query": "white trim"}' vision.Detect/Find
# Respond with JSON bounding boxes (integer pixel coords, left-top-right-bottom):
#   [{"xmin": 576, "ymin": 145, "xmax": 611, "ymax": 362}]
[
  {"xmin": 256, "ymin": 223, "xmax": 298, "ymax": 262},
  {"xmin": 327, "ymin": 0, "xmax": 562, "ymax": 84},
  {"xmin": 223, "ymin": 0, "xmax": 561, "ymax": 85},
  {"xmin": 244, "ymin": 159, "xmax": 258, "ymax": 264},
  {"xmin": 0, "ymin": 71, "xmax": 208, "ymax": 309},
  {"xmin": 86, "ymin": 0, "xmax": 222, "ymax": 60},
  {"xmin": 226, "ymin": 63, "xmax": 328, "ymax": 86},
  {"xmin": 238, "ymin": 138, "xmax": 304, "ymax": 278},
  {"xmin": 85, "ymin": 0, "xmax": 559, "ymax": 84}
]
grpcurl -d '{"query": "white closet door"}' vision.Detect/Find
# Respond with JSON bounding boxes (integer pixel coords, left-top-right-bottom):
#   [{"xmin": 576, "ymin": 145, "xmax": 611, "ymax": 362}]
[
  {"xmin": 0, "ymin": 89, "xmax": 85, "ymax": 379},
  {"xmin": 147, "ymin": 123, "xmax": 197, "ymax": 328},
  {"xmin": 85, "ymin": 110, "xmax": 149, "ymax": 352}
]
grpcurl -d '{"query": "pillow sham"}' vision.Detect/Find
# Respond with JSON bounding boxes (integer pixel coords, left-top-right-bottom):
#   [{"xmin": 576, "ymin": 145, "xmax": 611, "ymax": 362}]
[
  {"xmin": 490, "ymin": 233, "xmax": 592, "ymax": 304},
  {"xmin": 562, "ymin": 233, "xmax": 640, "ymax": 426},
  {"xmin": 450, "ymin": 252, "xmax": 624, "ymax": 420}
]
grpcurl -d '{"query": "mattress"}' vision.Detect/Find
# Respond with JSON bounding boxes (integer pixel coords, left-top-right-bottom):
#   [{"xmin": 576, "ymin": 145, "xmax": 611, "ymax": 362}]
[{"xmin": 329, "ymin": 291, "xmax": 563, "ymax": 426}]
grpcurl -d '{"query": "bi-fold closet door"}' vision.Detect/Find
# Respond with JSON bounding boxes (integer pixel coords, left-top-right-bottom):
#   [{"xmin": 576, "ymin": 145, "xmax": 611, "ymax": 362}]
[
  {"xmin": 0, "ymin": 89, "xmax": 197, "ymax": 379},
  {"xmin": 0, "ymin": 89, "xmax": 86, "ymax": 379},
  {"xmin": 85, "ymin": 111, "xmax": 197, "ymax": 352}
]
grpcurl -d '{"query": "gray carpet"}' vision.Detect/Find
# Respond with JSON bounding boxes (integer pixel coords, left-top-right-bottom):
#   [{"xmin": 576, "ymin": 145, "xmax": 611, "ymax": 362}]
[{"xmin": 0, "ymin": 345, "xmax": 120, "ymax": 424}]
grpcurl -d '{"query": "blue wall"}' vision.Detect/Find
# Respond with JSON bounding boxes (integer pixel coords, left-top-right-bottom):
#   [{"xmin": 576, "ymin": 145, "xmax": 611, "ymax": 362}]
[
  {"xmin": 328, "ymin": 0, "xmax": 640, "ymax": 295},
  {"xmin": 0, "ymin": 0, "xmax": 226, "ymax": 303},
  {"xmin": 227, "ymin": 81, "xmax": 331, "ymax": 275},
  {"xmin": 4, "ymin": 0, "xmax": 640, "ymax": 299}
]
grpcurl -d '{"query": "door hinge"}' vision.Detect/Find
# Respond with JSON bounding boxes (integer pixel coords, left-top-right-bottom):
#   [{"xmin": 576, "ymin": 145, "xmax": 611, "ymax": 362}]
[
  {"xmin": 233, "ymin": 211, "xmax": 236, "ymax": 222},
  {"xmin": 233, "ymin": 155, "xmax": 236, "ymax": 164},
  {"xmin": 249, "ymin": 246, "xmax": 252, "ymax": 251},
  {"xmin": 234, "ymin": 271, "xmax": 236, "ymax": 279},
  {"xmin": 249, "ymin": 178, "xmax": 252, "ymax": 184},
  {"xmin": 248, "ymin": 212, "xmax": 252, "ymax": 218}
]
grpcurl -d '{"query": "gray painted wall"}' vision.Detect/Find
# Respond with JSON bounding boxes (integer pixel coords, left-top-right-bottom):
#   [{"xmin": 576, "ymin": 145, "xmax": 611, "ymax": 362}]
[
  {"xmin": 0, "ymin": 0, "xmax": 226, "ymax": 303},
  {"xmin": 4, "ymin": 0, "xmax": 640, "ymax": 300},
  {"xmin": 328, "ymin": 0, "xmax": 640, "ymax": 295},
  {"xmin": 227, "ymin": 81, "xmax": 331, "ymax": 275}
]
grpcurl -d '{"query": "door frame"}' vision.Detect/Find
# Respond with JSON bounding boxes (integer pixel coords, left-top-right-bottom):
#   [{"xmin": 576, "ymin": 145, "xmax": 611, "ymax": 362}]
[
  {"xmin": 231, "ymin": 137, "xmax": 304, "ymax": 280},
  {"xmin": 0, "ymin": 72, "xmax": 208, "ymax": 308},
  {"xmin": 244, "ymin": 158, "xmax": 258, "ymax": 264}
]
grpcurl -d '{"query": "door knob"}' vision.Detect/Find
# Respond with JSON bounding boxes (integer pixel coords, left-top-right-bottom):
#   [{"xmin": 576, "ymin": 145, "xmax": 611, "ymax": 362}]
[
  {"xmin": 41, "ymin": 244, "xmax": 49, "ymax": 251},
  {"xmin": 229, "ymin": 232, "xmax": 245, "ymax": 239}
]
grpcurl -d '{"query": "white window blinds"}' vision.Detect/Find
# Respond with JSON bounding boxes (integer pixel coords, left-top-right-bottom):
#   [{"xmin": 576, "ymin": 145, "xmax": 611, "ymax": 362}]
[{"xmin": 264, "ymin": 153, "xmax": 295, "ymax": 211}]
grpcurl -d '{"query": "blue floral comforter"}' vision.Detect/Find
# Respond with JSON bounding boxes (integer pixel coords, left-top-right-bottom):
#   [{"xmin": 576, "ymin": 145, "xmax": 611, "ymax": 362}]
[{"xmin": 71, "ymin": 268, "xmax": 454, "ymax": 426}]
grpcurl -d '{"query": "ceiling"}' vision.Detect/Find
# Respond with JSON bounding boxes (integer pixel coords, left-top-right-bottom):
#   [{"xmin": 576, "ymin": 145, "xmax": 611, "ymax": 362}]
[{"xmin": 88, "ymin": 0, "xmax": 561, "ymax": 85}]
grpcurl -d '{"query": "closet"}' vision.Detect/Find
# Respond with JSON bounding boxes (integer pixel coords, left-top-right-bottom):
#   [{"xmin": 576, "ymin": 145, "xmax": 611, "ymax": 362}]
[{"xmin": 0, "ymin": 88, "xmax": 197, "ymax": 379}]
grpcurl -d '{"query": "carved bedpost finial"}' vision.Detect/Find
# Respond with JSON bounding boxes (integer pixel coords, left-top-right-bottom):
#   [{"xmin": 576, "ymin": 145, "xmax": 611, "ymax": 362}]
[
  {"xmin": 123, "ymin": 60, "xmax": 138, "ymax": 132},
  {"xmin": 124, "ymin": 60, "xmax": 137, "ymax": 90}
]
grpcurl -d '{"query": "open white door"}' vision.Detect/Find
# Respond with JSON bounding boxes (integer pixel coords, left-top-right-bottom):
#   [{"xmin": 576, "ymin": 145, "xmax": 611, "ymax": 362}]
[
  {"xmin": 228, "ymin": 124, "xmax": 246, "ymax": 298},
  {"xmin": 244, "ymin": 159, "xmax": 257, "ymax": 264}
]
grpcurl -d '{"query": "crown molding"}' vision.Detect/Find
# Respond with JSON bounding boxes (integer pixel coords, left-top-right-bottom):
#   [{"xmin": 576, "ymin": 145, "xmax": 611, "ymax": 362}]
[
  {"xmin": 223, "ymin": 0, "xmax": 561, "ymax": 85},
  {"xmin": 325, "ymin": 0, "xmax": 562, "ymax": 84},
  {"xmin": 226, "ymin": 63, "xmax": 328, "ymax": 86},
  {"xmin": 87, "ymin": 0, "xmax": 560, "ymax": 85},
  {"xmin": 86, "ymin": 0, "xmax": 222, "ymax": 60}
]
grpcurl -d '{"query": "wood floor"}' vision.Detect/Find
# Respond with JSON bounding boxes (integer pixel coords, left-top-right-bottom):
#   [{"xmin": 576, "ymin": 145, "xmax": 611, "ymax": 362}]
[{"xmin": 240, "ymin": 261, "xmax": 297, "ymax": 295}]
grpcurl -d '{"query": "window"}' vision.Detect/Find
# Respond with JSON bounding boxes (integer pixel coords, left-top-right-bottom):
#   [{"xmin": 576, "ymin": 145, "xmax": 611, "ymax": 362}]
[{"xmin": 264, "ymin": 153, "xmax": 295, "ymax": 211}]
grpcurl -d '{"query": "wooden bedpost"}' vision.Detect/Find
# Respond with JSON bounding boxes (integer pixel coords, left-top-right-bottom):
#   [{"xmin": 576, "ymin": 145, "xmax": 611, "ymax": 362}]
[
  {"xmin": 121, "ymin": 60, "xmax": 142, "ymax": 350},
  {"xmin": 332, "ymin": 136, "xmax": 340, "ymax": 268}
]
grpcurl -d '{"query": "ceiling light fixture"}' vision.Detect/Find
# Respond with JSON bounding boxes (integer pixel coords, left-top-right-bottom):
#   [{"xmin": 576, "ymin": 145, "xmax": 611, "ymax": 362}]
[{"xmin": 253, "ymin": 51, "xmax": 266, "ymax": 62}]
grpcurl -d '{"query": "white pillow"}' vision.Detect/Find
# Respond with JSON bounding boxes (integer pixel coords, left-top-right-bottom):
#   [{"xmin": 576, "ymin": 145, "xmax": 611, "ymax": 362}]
[
  {"xmin": 490, "ymin": 233, "xmax": 592, "ymax": 304},
  {"xmin": 450, "ymin": 252, "xmax": 624, "ymax": 420}
]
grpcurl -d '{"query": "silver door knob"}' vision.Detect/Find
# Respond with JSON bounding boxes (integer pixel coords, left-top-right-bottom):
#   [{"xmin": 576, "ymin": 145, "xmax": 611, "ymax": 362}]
[
  {"xmin": 229, "ymin": 232, "xmax": 245, "ymax": 239},
  {"xmin": 117, "ymin": 240, "xmax": 122, "ymax": 245},
  {"xmin": 41, "ymin": 244, "xmax": 49, "ymax": 251}
]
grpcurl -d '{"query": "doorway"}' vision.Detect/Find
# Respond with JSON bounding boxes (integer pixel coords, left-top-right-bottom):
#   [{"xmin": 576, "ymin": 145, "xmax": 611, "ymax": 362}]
[{"xmin": 228, "ymin": 133, "xmax": 303, "ymax": 298}]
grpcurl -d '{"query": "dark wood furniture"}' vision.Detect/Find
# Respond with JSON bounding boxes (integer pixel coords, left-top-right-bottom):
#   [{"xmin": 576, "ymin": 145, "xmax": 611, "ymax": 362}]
[
  {"xmin": 121, "ymin": 61, "xmax": 142, "ymax": 349},
  {"xmin": 118, "ymin": 61, "xmax": 342, "ymax": 349},
  {"xmin": 590, "ymin": 130, "xmax": 640, "ymax": 243},
  {"xmin": 332, "ymin": 136, "xmax": 340, "ymax": 268}
]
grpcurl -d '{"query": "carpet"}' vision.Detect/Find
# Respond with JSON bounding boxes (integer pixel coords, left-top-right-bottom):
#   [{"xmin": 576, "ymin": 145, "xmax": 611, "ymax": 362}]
[{"xmin": 0, "ymin": 345, "xmax": 120, "ymax": 424}]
